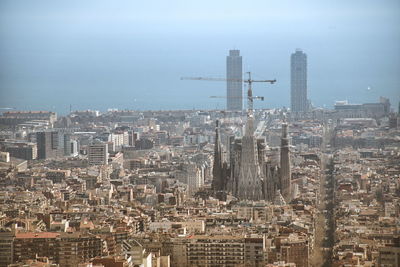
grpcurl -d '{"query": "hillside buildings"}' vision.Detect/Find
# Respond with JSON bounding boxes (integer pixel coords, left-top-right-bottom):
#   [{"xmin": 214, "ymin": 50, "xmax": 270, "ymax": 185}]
[{"xmin": 0, "ymin": 111, "xmax": 57, "ymax": 127}]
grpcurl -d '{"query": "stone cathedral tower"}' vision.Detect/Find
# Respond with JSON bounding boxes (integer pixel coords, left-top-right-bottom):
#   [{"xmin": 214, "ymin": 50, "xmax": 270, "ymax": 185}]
[
  {"xmin": 212, "ymin": 120, "xmax": 229, "ymax": 200},
  {"xmin": 280, "ymin": 121, "xmax": 291, "ymax": 202},
  {"xmin": 235, "ymin": 116, "xmax": 264, "ymax": 200},
  {"xmin": 229, "ymin": 78, "xmax": 266, "ymax": 202},
  {"xmin": 213, "ymin": 73, "xmax": 285, "ymax": 202}
]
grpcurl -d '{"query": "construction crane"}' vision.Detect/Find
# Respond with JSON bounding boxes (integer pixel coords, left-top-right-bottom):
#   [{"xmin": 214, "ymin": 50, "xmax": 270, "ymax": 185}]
[
  {"xmin": 181, "ymin": 72, "xmax": 276, "ymax": 115},
  {"xmin": 210, "ymin": 95, "xmax": 264, "ymax": 101}
]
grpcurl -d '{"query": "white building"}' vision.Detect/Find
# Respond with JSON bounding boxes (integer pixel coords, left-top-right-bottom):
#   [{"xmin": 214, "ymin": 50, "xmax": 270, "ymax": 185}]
[
  {"xmin": 88, "ymin": 142, "xmax": 108, "ymax": 165},
  {"xmin": 184, "ymin": 163, "xmax": 204, "ymax": 195}
]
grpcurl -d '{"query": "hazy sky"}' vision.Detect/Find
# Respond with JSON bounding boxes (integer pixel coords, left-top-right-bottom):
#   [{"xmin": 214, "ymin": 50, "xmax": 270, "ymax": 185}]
[{"xmin": 0, "ymin": 0, "xmax": 399, "ymax": 114}]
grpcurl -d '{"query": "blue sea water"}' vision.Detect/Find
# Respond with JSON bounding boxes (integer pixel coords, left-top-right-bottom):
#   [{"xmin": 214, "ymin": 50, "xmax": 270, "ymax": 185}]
[{"xmin": 0, "ymin": 0, "xmax": 399, "ymax": 115}]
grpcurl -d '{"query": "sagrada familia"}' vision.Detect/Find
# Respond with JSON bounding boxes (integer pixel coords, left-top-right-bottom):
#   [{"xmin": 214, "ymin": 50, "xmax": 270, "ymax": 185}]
[{"xmin": 212, "ymin": 105, "xmax": 291, "ymax": 203}]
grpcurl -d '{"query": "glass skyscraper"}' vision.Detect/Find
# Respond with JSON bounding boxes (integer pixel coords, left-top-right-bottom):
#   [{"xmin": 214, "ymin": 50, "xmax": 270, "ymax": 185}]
[
  {"xmin": 226, "ymin": 50, "xmax": 243, "ymax": 111},
  {"xmin": 291, "ymin": 49, "xmax": 308, "ymax": 112}
]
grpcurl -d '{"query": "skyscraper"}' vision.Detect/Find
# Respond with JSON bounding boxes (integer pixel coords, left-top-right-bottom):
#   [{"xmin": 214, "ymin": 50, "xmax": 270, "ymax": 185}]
[
  {"xmin": 226, "ymin": 50, "xmax": 242, "ymax": 110},
  {"xmin": 37, "ymin": 131, "xmax": 58, "ymax": 159},
  {"xmin": 291, "ymin": 49, "xmax": 308, "ymax": 113}
]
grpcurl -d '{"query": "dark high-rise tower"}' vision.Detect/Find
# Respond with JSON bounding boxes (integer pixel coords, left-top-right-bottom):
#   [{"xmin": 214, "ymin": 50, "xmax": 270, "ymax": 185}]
[
  {"xmin": 291, "ymin": 49, "xmax": 308, "ymax": 113},
  {"xmin": 226, "ymin": 50, "xmax": 242, "ymax": 111},
  {"xmin": 37, "ymin": 131, "xmax": 58, "ymax": 159}
]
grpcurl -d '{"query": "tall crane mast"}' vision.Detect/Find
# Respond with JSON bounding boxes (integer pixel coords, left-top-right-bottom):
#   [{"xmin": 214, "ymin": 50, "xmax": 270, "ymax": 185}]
[{"xmin": 181, "ymin": 72, "xmax": 276, "ymax": 118}]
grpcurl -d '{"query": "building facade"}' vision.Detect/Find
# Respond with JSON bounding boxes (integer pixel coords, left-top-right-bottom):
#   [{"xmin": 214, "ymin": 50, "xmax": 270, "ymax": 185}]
[
  {"xmin": 12, "ymin": 232, "xmax": 102, "ymax": 267},
  {"xmin": 226, "ymin": 50, "xmax": 243, "ymax": 111},
  {"xmin": 378, "ymin": 237, "xmax": 400, "ymax": 267},
  {"xmin": 333, "ymin": 97, "xmax": 391, "ymax": 119},
  {"xmin": 37, "ymin": 131, "xmax": 59, "ymax": 160},
  {"xmin": 0, "ymin": 111, "xmax": 57, "ymax": 127},
  {"xmin": 185, "ymin": 235, "xmax": 265, "ymax": 267},
  {"xmin": 0, "ymin": 231, "xmax": 14, "ymax": 267},
  {"xmin": 184, "ymin": 163, "xmax": 203, "ymax": 196},
  {"xmin": 88, "ymin": 142, "xmax": 109, "ymax": 165},
  {"xmin": 291, "ymin": 49, "xmax": 308, "ymax": 113},
  {"xmin": 1, "ymin": 141, "xmax": 37, "ymax": 160}
]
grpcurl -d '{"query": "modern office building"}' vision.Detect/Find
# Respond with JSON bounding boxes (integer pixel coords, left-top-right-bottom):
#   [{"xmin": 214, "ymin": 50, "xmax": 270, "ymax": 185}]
[
  {"xmin": 0, "ymin": 140, "xmax": 37, "ymax": 160},
  {"xmin": 63, "ymin": 134, "xmax": 78, "ymax": 157},
  {"xmin": 290, "ymin": 49, "xmax": 308, "ymax": 113},
  {"xmin": 36, "ymin": 131, "xmax": 59, "ymax": 160},
  {"xmin": 226, "ymin": 50, "xmax": 243, "ymax": 111},
  {"xmin": 88, "ymin": 142, "xmax": 108, "ymax": 165}
]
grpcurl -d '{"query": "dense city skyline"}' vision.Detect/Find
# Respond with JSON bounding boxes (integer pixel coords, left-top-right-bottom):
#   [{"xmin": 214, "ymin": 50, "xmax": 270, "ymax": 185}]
[
  {"xmin": 0, "ymin": 2, "xmax": 399, "ymax": 266},
  {"xmin": 0, "ymin": 0, "xmax": 399, "ymax": 114}
]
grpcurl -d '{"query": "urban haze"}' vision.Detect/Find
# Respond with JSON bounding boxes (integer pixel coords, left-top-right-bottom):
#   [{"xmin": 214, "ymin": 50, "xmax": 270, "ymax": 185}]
[{"xmin": 0, "ymin": 1, "xmax": 399, "ymax": 267}]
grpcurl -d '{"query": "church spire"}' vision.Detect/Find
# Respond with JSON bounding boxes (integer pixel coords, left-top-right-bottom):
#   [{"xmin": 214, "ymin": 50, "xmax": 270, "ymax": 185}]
[
  {"xmin": 212, "ymin": 120, "xmax": 223, "ymax": 192},
  {"xmin": 280, "ymin": 117, "xmax": 291, "ymax": 202}
]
